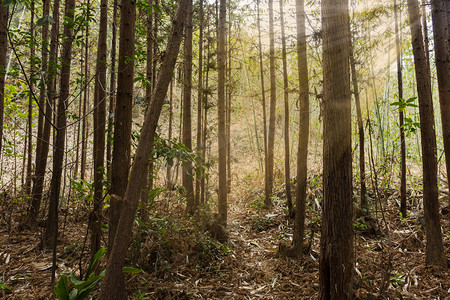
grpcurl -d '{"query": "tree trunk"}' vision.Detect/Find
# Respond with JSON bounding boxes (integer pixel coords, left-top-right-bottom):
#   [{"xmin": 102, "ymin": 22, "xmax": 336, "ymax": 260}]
[
  {"xmin": 217, "ymin": 0, "xmax": 227, "ymax": 226},
  {"xmin": 98, "ymin": 2, "xmax": 189, "ymax": 298},
  {"xmin": 350, "ymin": 44, "xmax": 367, "ymax": 213},
  {"xmin": 44, "ymin": 0, "xmax": 75, "ymax": 285},
  {"xmin": 279, "ymin": 0, "xmax": 292, "ymax": 214},
  {"xmin": 195, "ymin": 0, "xmax": 204, "ymax": 206},
  {"xmin": 109, "ymin": 0, "xmax": 136, "ymax": 252},
  {"xmin": 266, "ymin": 0, "xmax": 276, "ymax": 207},
  {"xmin": 0, "ymin": 2, "xmax": 8, "ymax": 179},
  {"xmin": 80, "ymin": 0, "xmax": 90, "ymax": 181},
  {"xmin": 319, "ymin": 0, "xmax": 354, "ymax": 298},
  {"xmin": 25, "ymin": 0, "xmax": 58, "ymax": 229},
  {"xmin": 430, "ymin": 0, "xmax": 450, "ymax": 200},
  {"xmin": 256, "ymin": 0, "xmax": 268, "ymax": 208},
  {"xmin": 407, "ymin": 0, "xmax": 447, "ymax": 268},
  {"xmin": 182, "ymin": 0, "xmax": 195, "ymax": 213},
  {"xmin": 395, "ymin": 0, "xmax": 407, "ymax": 218},
  {"xmin": 292, "ymin": 0, "xmax": 310, "ymax": 257},
  {"xmin": 25, "ymin": 1, "xmax": 35, "ymax": 195},
  {"xmin": 226, "ymin": 1, "xmax": 232, "ymax": 193},
  {"xmin": 107, "ymin": 0, "xmax": 118, "ymax": 182},
  {"xmin": 91, "ymin": 0, "xmax": 108, "ymax": 259}
]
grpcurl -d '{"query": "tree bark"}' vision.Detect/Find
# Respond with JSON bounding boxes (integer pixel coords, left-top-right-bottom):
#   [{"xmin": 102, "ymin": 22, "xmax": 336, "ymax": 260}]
[
  {"xmin": 217, "ymin": 0, "xmax": 227, "ymax": 226},
  {"xmin": 109, "ymin": 0, "xmax": 136, "ymax": 252},
  {"xmin": 25, "ymin": 0, "xmax": 57, "ymax": 228},
  {"xmin": 266, "ymin": 0, "xmax": 276, "ymax": 207},
  {"xmin": 0, "ymin": 2, "xmax": 8, "ymax": 180},
  {"xmin": 430, "ymin": 0, "xmax": 450, "ymax": 200},
  {"xmin": 256, "ymin": 0, "xmax": 268, "ymax": 208},
  {"xmin": 407, "ymin": 0, "xmax": 447, "ymax": 268},
  {"xmin": 292, "ymin": 0, "xmax": 310, "ymax": 257},
  {"xmin": 319, "ymin": 0, "xmax": 354, "ymax": 298},
  {"xmin": 98, "ymin": 2, "xmax": 189, "ymax": 298},
  {"xmin": 395, "ymin": 0, "xmax": 407, "ymax": 218},
  {"xmin": 107, "ymin": 0, "xmax": 118, "ymax": 182},
  {"xmin": 350, "ymin": 44, "xmax": 367, "ymax": 213},
  {"xmin": 195, "ymin": 0, "xmax": 204, "ymax": 206},
  {"xmin": 279, "ymin": 0, "xmax": 292, "ymax": 215},
  {"xmin": 91, "ymin": 0, "xmax": 108, "ymax": 259},
  {"xmin": 182, "ymin": 0, "xmax": 195, "ymax": 213}
]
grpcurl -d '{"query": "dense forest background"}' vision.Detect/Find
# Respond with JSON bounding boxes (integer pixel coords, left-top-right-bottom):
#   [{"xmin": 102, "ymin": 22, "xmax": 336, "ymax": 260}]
[{"xmin": 0, "ymin": 0, "xmax": 449, "ymax": 298}]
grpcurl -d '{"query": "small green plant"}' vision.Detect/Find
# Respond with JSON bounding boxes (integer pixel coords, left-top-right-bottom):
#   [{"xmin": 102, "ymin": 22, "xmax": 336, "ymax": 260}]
[
  {"xmin": 54, "ymin": 247, "xmax": 105, "ymax": 300},
  {"xmin": 0, "ymin": 277, "xmax": 11, "ymax": 293},
  {"xmin": 399, "ymin": 213, "xmax": 409, "ymax": 223},
  {"xmin": 389, "ymin": 273, "xmax": 404, "ymax": 287},
  {"xmin": 353, "ymin": 222, "xmax": 368, "ymax": 230}
]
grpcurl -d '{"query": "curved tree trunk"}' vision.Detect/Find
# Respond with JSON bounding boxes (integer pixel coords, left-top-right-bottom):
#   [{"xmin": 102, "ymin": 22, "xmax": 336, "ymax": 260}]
[{"xmin": 98, "ymin": 2, "xmax": 189, "ymax": 298}]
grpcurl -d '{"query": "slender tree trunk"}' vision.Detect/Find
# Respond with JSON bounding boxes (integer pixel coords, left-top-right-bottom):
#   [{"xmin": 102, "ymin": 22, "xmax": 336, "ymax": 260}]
[
  {"xmin": 25, "ymin": 0, "xmax": 58, "ymax": 229},
  {"xmin": 25, "ymin": 1, "xmax": 35, "ymax": 195},
  {"xmin": 430, "ymin": 0, "xmax": 450, "ymax": 198},
  {"xmin": 350, "ymin": 44, "xmax": 367, "ymax": 213},
  {"xmin": 107, "ymin": 0, "xmax": 118, "ymax": 182},
  {"xmin": 44, "ymin": 0, "xmax": 75, "ymax": 286},
  {"xmin": 422, "ymin": 0, "xmax": 430, "ymax": 63},
  {"xmin": 319, "ymin": 0, "xmax": 354, "ymax": 298},
  {"xmin": 266, "ymin": 0, "xmax": 276, "ymax": 207},
  {"xmin": 0, "ymin": 2, "xmax": 8, "ymax": 178},
  {"xmin": 167, "ymin": 78, "xmax": 173, "ymax": 188},
  {"xmin": 395, "ymin": 0, "xmax": 407, "ymax": 218},
  {"xmin": 217, "ymin": 0, "xmax": 227, "ymax": 226},
  {"xmin": 80, "ymin": 0, "xmax": 90, "ymax": 181},
  {"xmin": 109, "ymin": 0, "xmax": 136, "ymax": 252},
  {"xmin": 407, "ymin": 0, "xmax": 447, "ymax": 268},
  {"xmin": 292, "ymin": 0, "xmax": 310, "ymax": 257},
  {"xmin": 182, "ymin": 0, "xmax": 195, "ymax": 213},
  {"xmin": 91, "ymin": 0, "xmax": 108, "ymax": 259},
  {"xmin": 140, "ymin": 0, "xmax": 154, "ymax": 222},
  {"xmin": 98, "ymin": 2, "xmax": 189, "ymax": 298},
  {"xmin": 279, "ymin": 0, "xmax": 292, "ymax": 214},
  {"xmin": 226, "ymin": 1, "xmax": 232, "ymax": 193},
  {"xmin": 195, "ymin": 0, "xmax": 204, "ymax": 206},
  {"xmin": 256, "ymin": 0, "xmax": 268, "ymax": 206}
]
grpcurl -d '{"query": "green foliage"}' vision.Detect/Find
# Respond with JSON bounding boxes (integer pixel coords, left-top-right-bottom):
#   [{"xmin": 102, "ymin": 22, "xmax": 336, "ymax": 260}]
[
  {"xmin": 54, "ymin": 248, "xmax": 106, "ymax": 300},
  {"xmin": 389, "ymin": 273, "xmax": 405, "ymax": 287},
  {"xmin": 0, "ymin": 277, "xmax": 11, "ymax": 292},
  {"xmin": 390, "ymin": 97, "xmax": 420, "ymax": 135}
]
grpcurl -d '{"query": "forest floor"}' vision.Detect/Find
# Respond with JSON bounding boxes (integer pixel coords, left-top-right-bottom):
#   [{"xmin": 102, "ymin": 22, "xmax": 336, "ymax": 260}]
[{"xmin": 0, "ymin": 178, "xmax": 449, "ymax": 299}]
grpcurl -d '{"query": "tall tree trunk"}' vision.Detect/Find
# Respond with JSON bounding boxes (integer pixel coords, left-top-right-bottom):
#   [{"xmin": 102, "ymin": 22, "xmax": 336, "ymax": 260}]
[
  {"xmin": 80, "ymin": 0, "xmax": 90, "ymax": 181},
  {"xmin": 292, "ymin": 0, "xmax": 310, "ymax": 257},
  {"xmin": 98, "ymin": 2, "xmax": 189, "ymax": 298},
  {"xmin": 395, "ymin": 0, "xmax": 407, "ymax": 218},
  {"xmin": 217, "ymin": 0, "xmax": 227, "ymax": 226},
  {"xmin": 91, "ymin": 0, "xmax": 108, "ymax": 259},
  {"xmin": 430, "ymin": 0, "xmax": 450, "ymax": 200},
  {"xmin": 0, "ymin": 2, "xmax": 8, "ymax": 178},
  {"xmin": 183, "ymin": 0, "xmax": 195, "ymax": 213},
  {"xmin": 107, "ymin": 0, "xmax": 118, "ymax": 182},
  {"xmin": 266, "ymin": 0, "xmax": 276, "ymax": 207},
  {"xmin": 226, "ymin": 0, "xmax": 232, "ymax": 193},
  {"xmin": 195, "ymin": 0, "xmax": 204, "ymax": 205},
  {"xmin": 167, "ymin": 77, "xmax": 173, "ymax": 188},
  {"xmin": 109, "ymin": 0, "xmax": 136, "ymax": 251},
  {"xmin": 350, "ymin": 44, "xmax": 367, "ymax": 213},
  {"xmin": 256, "ymin": 0, "xmax": 268, "ymax": 206},
  {"xmin": 407, "ymin": 0, "xmax": 447, "ymax": 268},
  {"xmin": 25, "ymin": 1, "xmax": 35, "ymax": 195},
  {"xmin": 319, "ymin": 0, "xmax": 354, "ymax": 298},
  {"xmin": 140, "ymin": 0, "xmax": 154, "ymax": 222},
  {"xmin": 25, "ymin": 0, "xmax": 58, "ymax": 229},
  {"xmin": 279, "ymin": 0, "xmax": 292, "ymax": 214},
  {"xmin": 44, "ymin": 0, "xmax": 75, "ymax": 286}
]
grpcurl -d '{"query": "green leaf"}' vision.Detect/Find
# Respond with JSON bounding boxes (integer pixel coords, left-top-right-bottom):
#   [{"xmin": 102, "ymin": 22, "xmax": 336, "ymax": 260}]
[
  {"xmin": 54, "ymin": 274, "xmax": 70, "ymax": 300},
  {"xmin": 0, "ymin": 283, "xmax": 11, "ymax": 291},
  {"xmin": 152, "ymin": 4, "xmax": 162, "ymax": 14},
  {"xmin": 36, "ymin": 17, "xmax": 47, "ymax": 26},
  {"xmin": 84, "ymin": 247, "xmax": 105, "ymax": 280},
  {"xmin": 122, "ymin": 266, "xmax": 144, "ymax": 274},
  {"xmin": 48, "ymin": 15, "xmax": 55, "ymax": 24}
]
